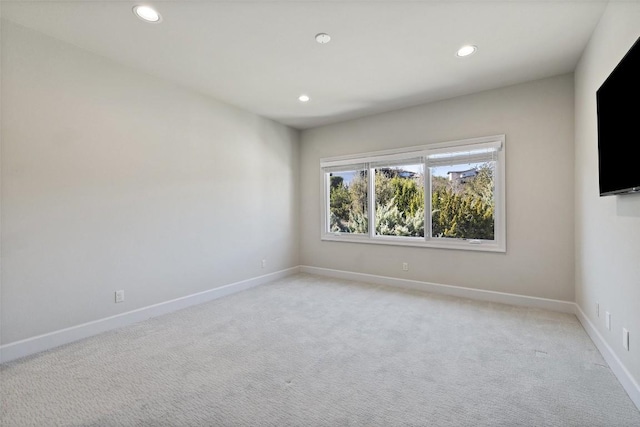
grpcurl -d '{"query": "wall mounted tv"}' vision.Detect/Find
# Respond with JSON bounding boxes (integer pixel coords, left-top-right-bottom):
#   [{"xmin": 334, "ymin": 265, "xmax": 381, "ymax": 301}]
[{"xmin": 596, "ymin": 36, "xmax": 640, "ymax": 196}]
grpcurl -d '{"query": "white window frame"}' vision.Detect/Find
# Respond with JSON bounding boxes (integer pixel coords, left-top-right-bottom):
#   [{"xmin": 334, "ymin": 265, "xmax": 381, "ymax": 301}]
[{"xmin": 320, "ymin": 135, "xmax": 506, "ymax": 252}]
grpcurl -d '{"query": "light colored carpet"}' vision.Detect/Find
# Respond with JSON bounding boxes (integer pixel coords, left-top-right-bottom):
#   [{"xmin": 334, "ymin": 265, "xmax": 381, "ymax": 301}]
[{"xmin": 1, "ymin": 273, "xmax": 639, "ymax": 426}]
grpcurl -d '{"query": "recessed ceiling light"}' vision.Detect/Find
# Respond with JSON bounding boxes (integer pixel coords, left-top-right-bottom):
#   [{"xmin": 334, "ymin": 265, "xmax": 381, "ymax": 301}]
[
  {"xmin": 315, "ymin": 33, "xmax": 331, "ymax": 44},
  {"xmin": 298, "ymin": 94, "xmax": 310, "ymax": 102},
  {"xmin": 133, "ymin": 5, "xmax": 162, "ymax": 23},
  {"xmin": 456, "ymin": 45, "xmax": 477, "ymax": 57}
]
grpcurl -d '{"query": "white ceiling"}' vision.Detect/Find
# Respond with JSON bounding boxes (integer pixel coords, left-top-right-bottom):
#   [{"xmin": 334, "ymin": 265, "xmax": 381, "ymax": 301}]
[{"xmin": 2, "ymin": 1, "xmax": 608, "ymax": 129}]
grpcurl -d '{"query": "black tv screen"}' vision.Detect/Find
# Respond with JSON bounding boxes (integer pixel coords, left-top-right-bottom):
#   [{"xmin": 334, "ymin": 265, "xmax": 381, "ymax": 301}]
[{"xmin": 596, "ymin": 36, "xmax": 640, "ymax": 196}]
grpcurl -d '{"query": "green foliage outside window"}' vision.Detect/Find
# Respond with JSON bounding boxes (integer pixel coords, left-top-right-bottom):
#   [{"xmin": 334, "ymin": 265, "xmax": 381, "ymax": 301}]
[
  {"xmin": 375, "ymin": 168, "xmax": 425, "ymax": 237},
  {"xmin": 329, "ymin": 162, "xmax": 494, "ymax": 240},
  {"xmin": 330, "ymin": 172, "xmax": 368, "ymax": 233},
  {"xmin": 431, "ymin": 164, "xmax": 495, "ymax": 240}
]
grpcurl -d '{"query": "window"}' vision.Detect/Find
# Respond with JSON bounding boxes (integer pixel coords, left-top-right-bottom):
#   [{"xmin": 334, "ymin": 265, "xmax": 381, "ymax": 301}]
[
  {"xmin": 374, "ymin": 159, "xmax": 425, "ymax": 238},
  {"xmin": 327, "ymin": 166, "xmax": 368, "ymax": 234},
  {"xmin": 320, "ymin": 135, "xmax": 505, "ymax": 252}
]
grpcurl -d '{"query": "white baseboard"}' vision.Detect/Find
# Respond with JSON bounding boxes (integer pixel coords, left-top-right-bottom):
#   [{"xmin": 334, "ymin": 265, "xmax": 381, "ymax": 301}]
[
  {"xmin": 300, "ymin": 265, "xmax": 576, "ymax": 313},
  {"xmin": 0, "ymin": 267, "xmax": 299, "ymax": 364},
  {"xmin": 4, "ymin": 264, "xmax": 638, "ymax": 413},
  {"xmin": 575, "ymin": 304, "xmax": 640, "ymax": 410}
]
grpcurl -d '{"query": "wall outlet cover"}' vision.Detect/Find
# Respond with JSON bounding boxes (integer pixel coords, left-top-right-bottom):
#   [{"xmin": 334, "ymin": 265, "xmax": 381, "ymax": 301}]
[{"xmin": 115, "ymin": 290, "xmax": 125, "ymax": 303}]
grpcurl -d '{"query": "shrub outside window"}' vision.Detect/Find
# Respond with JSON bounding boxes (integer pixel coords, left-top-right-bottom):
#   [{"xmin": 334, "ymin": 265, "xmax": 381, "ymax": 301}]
[
  {"xmin": 320, "ymin": 135, "xmax": 505, "ymax": 252},
  {"xmin": 374, "ymin": 161, "xmax": 425, "ymax": 238},
  {"xmin": 328, "ymin": 167, "xmax": 368, "ymax": 234}
]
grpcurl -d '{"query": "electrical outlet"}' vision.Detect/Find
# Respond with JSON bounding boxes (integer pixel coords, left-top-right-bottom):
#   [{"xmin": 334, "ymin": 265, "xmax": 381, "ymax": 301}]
[
  {"xmin": 261, "ymin": 259, "xmax": 267, "ymax": 269},
  {"xmin": 115, "ymin": 290, "xmax": 125, "ymax": 303},
  {"xmin": 605, "ymin": 311, "xmax": 611, "ymax": 331},
  {"xmin": 402, "ymin": 262, "xmax": 409, "ymax": 271},
  {"xmin": 623, "ymin": 328, "xmax": 629, "ymax": 351}
]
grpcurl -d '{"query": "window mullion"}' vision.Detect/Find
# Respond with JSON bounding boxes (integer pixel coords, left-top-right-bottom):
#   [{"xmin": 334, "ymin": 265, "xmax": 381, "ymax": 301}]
[
  {"xmin": 368, "ymin": 165, "xmax": 375, "ymax": 238},
  {"xmin": 324, "ymin": 172, "xmax": 329, "ymax": 233},
  {"xmin": 425, "ymin": 159, "xmax": 431, "ymax": 241}
]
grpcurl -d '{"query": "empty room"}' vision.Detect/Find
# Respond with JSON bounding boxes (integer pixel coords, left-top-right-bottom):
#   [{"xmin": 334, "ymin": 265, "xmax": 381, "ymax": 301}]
[{"xmin": 1, "ymin": 1, "xmax": 639, "ymax": 425}]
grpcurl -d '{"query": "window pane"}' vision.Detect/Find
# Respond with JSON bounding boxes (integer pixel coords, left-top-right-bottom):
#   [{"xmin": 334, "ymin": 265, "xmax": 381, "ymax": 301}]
[
  {"xmin": 328, "ymin": 169, "xmax": 368, "ymax": 234},
  {"xmin": 374, "ymin": 164, "xmax": 425, "ymax": 237},
  {"xmin": 430, "ymin": 161, "xmax": 495, "ymax": 240}
]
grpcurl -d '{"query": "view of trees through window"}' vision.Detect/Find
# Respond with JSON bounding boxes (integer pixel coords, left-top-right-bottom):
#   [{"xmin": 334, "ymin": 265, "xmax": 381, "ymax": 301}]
[
  {"xmin": 375, "ymin": 164, "xmax": 425, "ymax": 237},
  {"xmin": 431, "ymin": 162, "xmax": 495, "ymax": 240},
  {"xmin": 329, "ymin": 170, "xmax": 368, "ymax": 234},
  {"xmin": 329, "ymin": 161, "xmax": 495, "ymax": 240}
]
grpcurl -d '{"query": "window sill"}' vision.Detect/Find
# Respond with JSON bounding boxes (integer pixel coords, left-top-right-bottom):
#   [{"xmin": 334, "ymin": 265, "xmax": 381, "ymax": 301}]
[{"xmin": 321, "ymin": 233, "xmax": 506, "ymax": 253}]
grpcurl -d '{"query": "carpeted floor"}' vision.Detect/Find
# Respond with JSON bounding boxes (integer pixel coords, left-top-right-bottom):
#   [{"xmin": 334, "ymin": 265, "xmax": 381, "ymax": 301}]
[{"xmin": 1, "ymin": 273, "xmax": 639, "ymax": 426}]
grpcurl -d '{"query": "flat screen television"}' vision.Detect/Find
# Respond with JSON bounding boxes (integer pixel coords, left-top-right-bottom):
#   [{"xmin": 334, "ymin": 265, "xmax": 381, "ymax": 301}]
[{"xmin": 596, "ymin": 36, "xmax": 640, "ymax": 196}]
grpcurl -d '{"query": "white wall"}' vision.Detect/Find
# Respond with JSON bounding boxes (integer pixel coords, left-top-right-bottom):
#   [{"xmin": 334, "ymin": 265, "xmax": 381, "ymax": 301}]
[
  {"xmin": 0, "ymin": 21, "xmax": 299, "ymax": 345},
  {"xmin": 300, "ymin": 74, "xmax": 575, "ymax": 302},
  {"xmin": 574, "ymin": 2, "xmax": 640, "ymax": 390}
]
